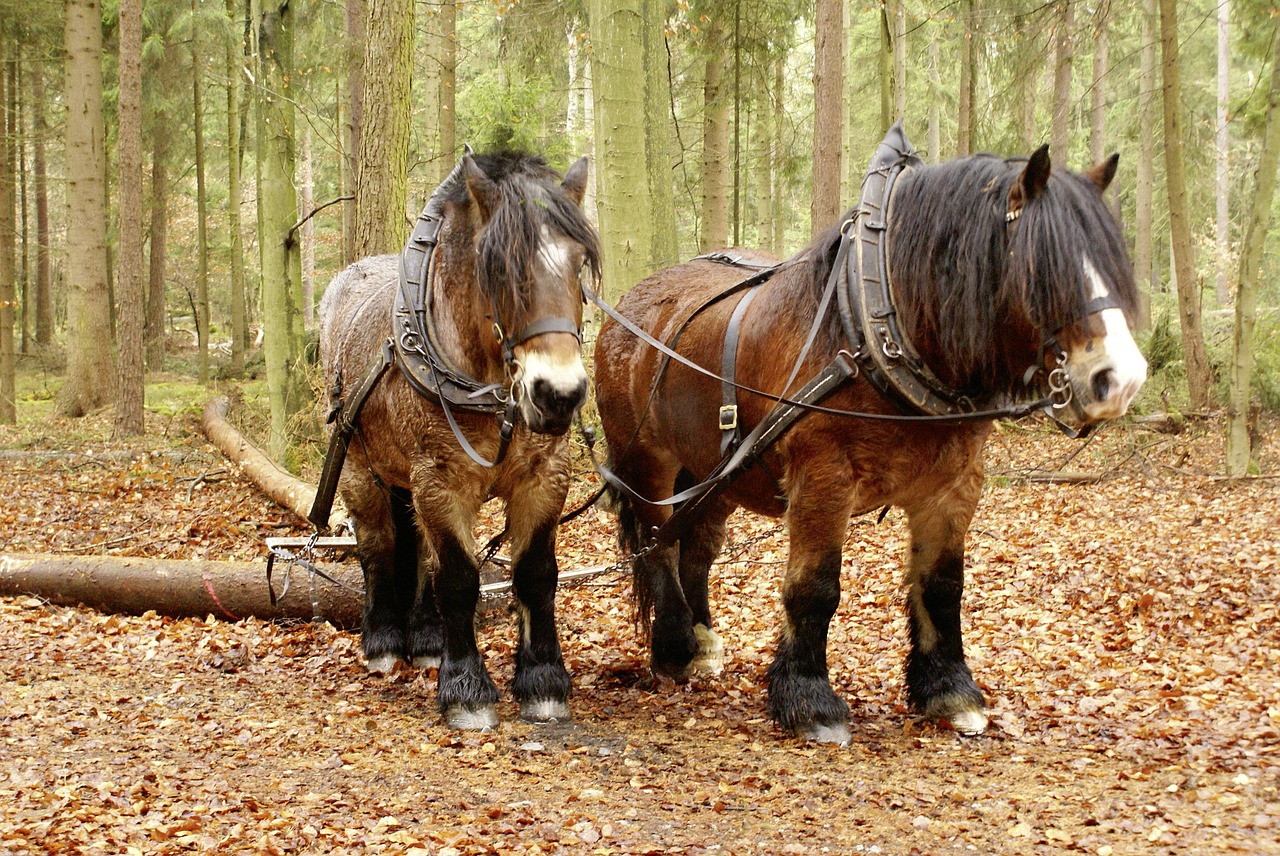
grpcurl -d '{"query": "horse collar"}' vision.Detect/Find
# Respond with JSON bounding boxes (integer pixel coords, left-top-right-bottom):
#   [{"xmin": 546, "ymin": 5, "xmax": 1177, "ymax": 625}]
[{"xmin": 838, "ymin": 123, "xmax": 986, "ymax": 417}]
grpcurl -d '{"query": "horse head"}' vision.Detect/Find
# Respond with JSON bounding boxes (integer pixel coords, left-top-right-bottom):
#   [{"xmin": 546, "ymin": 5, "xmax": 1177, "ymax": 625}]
[
  {"xmin": 459, "ymin": 152, "xmax": 600, "ymax": 435},
  {"xmin": 1005, "ymin": 146, "xmax": 1148, "ymax": 426}
]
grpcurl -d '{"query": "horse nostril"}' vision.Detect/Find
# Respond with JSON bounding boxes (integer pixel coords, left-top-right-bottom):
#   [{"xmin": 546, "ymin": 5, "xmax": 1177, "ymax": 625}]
[
  {"xmin": 1091, "ymin": 369, "xmax": 1114, "ymax": 403},
  {"xmin": 532, "ymin": 377, "xmax": 587, "ymax": 414}
]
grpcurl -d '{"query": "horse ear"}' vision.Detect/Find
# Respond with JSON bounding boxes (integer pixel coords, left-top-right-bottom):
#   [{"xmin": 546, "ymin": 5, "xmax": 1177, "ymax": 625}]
[
  {"xmin": 1086, "ymin": 153, "xmax": 1120, "ymax": 192},
  {"xmin": 561, "ymin": 156, "xmax": 590, "ymax": 207},
  {"xmin": 463, "ymin": 155, "xmax": 501, "ymax": 222},
  {"xmin": 1008, "ymin": 143, "xmax": 1052, "ymax": 219}
]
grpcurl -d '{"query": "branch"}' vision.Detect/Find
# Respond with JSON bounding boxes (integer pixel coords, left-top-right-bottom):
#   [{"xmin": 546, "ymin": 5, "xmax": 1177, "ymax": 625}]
[{"xmin": 288, "ymin": 195, "xmax": 353, "ymax": 242}]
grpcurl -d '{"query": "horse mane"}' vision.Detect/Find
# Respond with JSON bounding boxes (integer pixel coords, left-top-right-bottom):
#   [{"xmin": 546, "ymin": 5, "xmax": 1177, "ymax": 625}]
[
  {"xmin": 887, "ymin": 153, "xmax": 1138, "ymax": 394},
  {"xmin": 442, "ymin": 150, "xmax": 602, "ymax": 323}
]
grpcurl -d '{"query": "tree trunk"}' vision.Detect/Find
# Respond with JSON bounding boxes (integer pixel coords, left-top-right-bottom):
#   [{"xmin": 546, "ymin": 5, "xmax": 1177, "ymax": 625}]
[
  {"xmin": 354, "ymin": 0, "xmax": 413, "ymax": 258},
  {"xmin": 227, "ymin": 0, "xmax": 247, "ymax": 376},
  {"xmin": 31, "ymin": 63, "xmax": 52, "ymax": 348},
  {"xmin": 1215, "ymin": 0, "xmax": 1230, "ymax": 307},
  {"xmin": 1089, "ymin": 3, "xmax": 1109, "ymax": 166},
  {"xmin": 812, "ymin": 0, "xmax": 842, "ymax": 233},
  {"xmin": 192, "ymin": 0, "xmax": 211, "ymax": 386},
  {"xmin": 343, "ymin": 0, "xmax": 363, "ymax": 265},
  {"xmin": 0, "ymin": 41, "xmax": 15, "ymax": 425},
  {"xmin": 700, "ymin": 17, "xmax": 730, "ymax": 252},
  {"xmin": 201, "ymin": 396, "xmax": 347, "ymax": 528},
  {"xmin": 16, "ymin": 54, "xmax": 28, "ymax": 356},
  {"xmin": 1134, "ymin": 0, "xmax": 1157, "ymax": 330},
  {"xmin": 56, "ymin": 0, "xmax": 116, "ymax": 418},
  {"xmin": 751, "ymin": 80, "xmax": 773, "ymax": 252},
  {"xmin": 299, "ymin": 126, "xmax": 315, "ymax": 326},
  {"xmin": 588, "ymin": 0, "xmax": 655, "ymax": 302},
  {"xmin": 439, "ymin": 0, "xmax": 456, "ymax": 180},
  {"xmin": 114, "ymin": 0, "xmax": 145, "ymax": 438},
  {"xmin": 1051, "ymin": 0, "xmax": 1074, "ymax": 168},
  {"xmin": 257, "ymin": 0, "xmax": 307, "ymax": 461},
  {"xmin": 1225, "ymin": 12, "xmax": 1280, "ymax": 477},
  {"xmin": 422, "ymin": 0, "xmax": 457, "ymax": 182},
  {"xmin": 771, "ymin": 56, "xmax": 786, "ymax": 254},
  {"xmin": 878, "ymin": 1, "xmax": 891, "ymax": 135},
  {"xmin": 957, "ymin": 0, "xmax": 975, "ymax": 156},
  {"xmin": 0, "ymin": 553, "xmax": 363, "ymax": 629},
  {"xmin": 645, "ymin": 0, "xmax": 677, "ymax": 267},
  {"xmin": 927, "ymin": 32, "xmax": 941, "ymax": 163},
  {"xmin": 1159, "ymin": 0, "xmax": 1213, "ymax": 410},
  {"xmin": 891, "ymin": 0, "xmax": 906, "ymax": 122},
  {"xmin": 145, "ymin": 126, "xmax": 170, "ymax": 371}
]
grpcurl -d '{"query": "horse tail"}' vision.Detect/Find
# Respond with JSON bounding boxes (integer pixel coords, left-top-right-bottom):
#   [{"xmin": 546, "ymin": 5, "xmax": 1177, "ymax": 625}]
[{"xmin": 600, "ymin": 463, "xmax": 658, "ymax": 633}]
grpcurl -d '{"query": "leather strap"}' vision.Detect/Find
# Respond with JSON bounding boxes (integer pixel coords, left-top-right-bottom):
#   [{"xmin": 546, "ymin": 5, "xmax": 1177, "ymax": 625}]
[{"xmin": 719, "ymin": 286, "xmax": 762, "ymax": 455}]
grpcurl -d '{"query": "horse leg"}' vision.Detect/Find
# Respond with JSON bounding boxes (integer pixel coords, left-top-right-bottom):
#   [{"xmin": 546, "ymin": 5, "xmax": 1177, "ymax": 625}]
[
  {"xmin": 676, "ymin": 486, "xmax": 732, "ymax": 676},
  {"xmin": 506, "ymin": 476, "xmax": 573, "ymax": 722},
  {"xmin": 345, "ymin": 476, "xmax": 415, "ymax": 674},
  {"xmin": 397, "ymin": 490, "xmax": 444, "ymax": 669},
  {"xmin": 766, "ymin": 465, "xmax": 855, "ymax": 744},
  {"xmin": 903, "ymin": 489, "xmax": 987, "ymax": 735},
  {"xmin": 416, "ymin": 484, "xmax": 499, "ymax": 730}
]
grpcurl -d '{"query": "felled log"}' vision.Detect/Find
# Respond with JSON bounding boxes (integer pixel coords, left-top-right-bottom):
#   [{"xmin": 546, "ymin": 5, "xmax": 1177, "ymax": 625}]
[
  {"xmin": 0, "ymin": 553, "xmax": 362, "ymax": 628},
  {"xmin": 1024, "ymin": 471, "xmax": 1103, "ymax": 485},
  {"xmin": 200, "ymin": 396, "xmax": 349, "ymax": 530}
]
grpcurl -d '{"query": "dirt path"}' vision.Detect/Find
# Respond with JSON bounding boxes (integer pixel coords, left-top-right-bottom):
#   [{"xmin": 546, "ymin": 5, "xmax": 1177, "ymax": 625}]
[{"xmin": 1, "ymin": 413, "xmax": 1278, "ymax": 854}]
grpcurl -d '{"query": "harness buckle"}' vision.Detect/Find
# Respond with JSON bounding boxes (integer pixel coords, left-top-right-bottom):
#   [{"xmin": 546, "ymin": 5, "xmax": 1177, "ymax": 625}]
[{"xmin": 718, "ymin": 405, "xmax": 739, "ymax": 431}]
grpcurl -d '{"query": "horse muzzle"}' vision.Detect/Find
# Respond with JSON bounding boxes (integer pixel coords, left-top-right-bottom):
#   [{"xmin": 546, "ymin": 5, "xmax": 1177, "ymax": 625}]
[{"xmin": 515, "ymin": 355, "xmax": 589, "ymax": 435}]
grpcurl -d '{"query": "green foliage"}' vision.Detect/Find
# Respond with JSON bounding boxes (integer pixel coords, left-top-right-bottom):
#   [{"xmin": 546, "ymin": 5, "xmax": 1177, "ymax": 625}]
[
  {"xmin": 1245, "ymin": 313, "xmax": 1280, "ymax": 413},
  {"xmin": 1144, "ymin": 310, "xmax": 1183, "ymax": 375}
]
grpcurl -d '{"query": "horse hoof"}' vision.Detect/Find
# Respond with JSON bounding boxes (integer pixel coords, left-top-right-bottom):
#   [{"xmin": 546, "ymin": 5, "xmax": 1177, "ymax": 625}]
[
  {"xmin": 691, "ymin": 625, "xmax": 725, "ymax": 676},
  {"xmin": 366, "ymin": 653, "xmax": 402, "ymax": 675},
  {"xmin": 520, "ymin": 699, "xmax": 572, "ymax": 723},
  {"xmin": 412, "ymin": 654, "xmax": 441, "ymax": 670},
  {"xmin": 799, "ymin": 721, "xmax": 851, "ymax": 746},
  {"xmin": 948, "ymin": 709, "xmax": 988, "ymax": 736},
  {"xmin": 445, "ymin": 704, "xmax": 500, "ymax": 731}
]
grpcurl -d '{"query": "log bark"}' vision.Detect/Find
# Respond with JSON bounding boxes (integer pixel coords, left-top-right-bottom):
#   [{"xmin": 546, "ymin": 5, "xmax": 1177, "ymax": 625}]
[
  {"xmin": 0, "ymin": 553, "xmax": 362, "ymax": 628},
  {"xmin": 200, "ymin": 396, "xmax": 349, "ymax": 530}
]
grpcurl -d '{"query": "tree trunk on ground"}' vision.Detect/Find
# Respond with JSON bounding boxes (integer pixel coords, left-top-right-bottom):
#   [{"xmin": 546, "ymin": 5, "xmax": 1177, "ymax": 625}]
[
  {"xmin": 227, "ymin": 0, "xmax": 247, "ymax": 376},
  {"xmin": 114, "ymin": 0, "xmax": 145, "ymax": 438},
  {"xmin": 1051, "ymin": 0, "xmax": 1074, "ymax": 169},
  {"xmin": 56, "ymin": 0, "xmax": 116, "ymax": 418},
  {"xmin": 1225, "ymin": 12, "xmax": 1280, "ymax": 477},
  {"xmin": 1215, "ymin": 0, "xmax": 1231, "ymax": 308},
  {"xmin": 145, "ymin": 125, "xmax": 170, "ymax": 371},
  {"xmin": 1159, "ymin": 0, "xmax": 1213, "ymax": 410},
  {"xmin": 588, "ymin": 0, "xmax": 656, "ymax": 302},
  {"xmin": 257, "ymin": 0, "xmax": 307, "ymax": 461},
  {"xmin": 0, "ymin": 42, "xmax": 15, "ymax": 424},
  {"xmin": 192, "ymin": 0, "xmax": 211, "ymax": 386},
  {"xmin": 700, "ymin": 17, "xmax": 729, "ymax": 252},
  {"xmin": 201, "ymin": 396, "xmax": 348, "ymax": 528},
  {"xmin": 812, "ymin": 0, "xmax": 842, "ymax": 233},
  {"xmin": 1134, "ymin": 0, "xmax": 1157, "ymax": 330},
  {"xmin": 354, "ymin": 0, "xmax": 413, "ymax": 258},
  {"xmin": 0, "ymin": 553, "xmax": 363, "ymax": 629}
]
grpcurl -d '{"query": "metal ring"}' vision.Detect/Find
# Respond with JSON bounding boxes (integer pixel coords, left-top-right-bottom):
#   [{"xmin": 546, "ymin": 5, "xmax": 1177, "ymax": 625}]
[{"xmin": 882, "ymin": 340, "xmax": 903, "ymax": 361}]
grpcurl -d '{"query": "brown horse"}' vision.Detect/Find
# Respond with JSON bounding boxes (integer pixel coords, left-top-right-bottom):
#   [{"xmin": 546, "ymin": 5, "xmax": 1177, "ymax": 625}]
[
  {"xmin": 593, "ymin": 130, "xmax": 1146, "ymax": 743},
  {"xmin": 319, "ymin": 151, "xmax": 600, "ymax": 729}
]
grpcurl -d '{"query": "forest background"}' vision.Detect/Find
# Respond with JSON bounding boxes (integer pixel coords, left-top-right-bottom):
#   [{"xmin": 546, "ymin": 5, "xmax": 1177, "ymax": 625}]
[{"xmin": 0, "ymin": 0, "xmax": 1278, "ymax": 477}]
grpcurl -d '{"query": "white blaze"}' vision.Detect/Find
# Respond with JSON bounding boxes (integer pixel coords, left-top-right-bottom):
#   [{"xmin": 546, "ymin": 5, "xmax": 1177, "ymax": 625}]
[{"xmin": 1081, "ymin": 256, "xmax": 1147, "ymax": 419}]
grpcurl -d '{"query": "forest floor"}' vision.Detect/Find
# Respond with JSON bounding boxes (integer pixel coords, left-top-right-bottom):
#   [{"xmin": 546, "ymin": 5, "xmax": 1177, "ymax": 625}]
[{"xmin": 1, "ymin": 396, "xmax": 1279, "ymax": 855}]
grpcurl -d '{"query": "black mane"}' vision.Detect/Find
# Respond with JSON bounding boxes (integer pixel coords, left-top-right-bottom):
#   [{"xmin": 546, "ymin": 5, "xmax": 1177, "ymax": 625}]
[
  {"xmin": 789, "ymin": 153, "xmax": 1136, "ymax": 397},
  {"xmin": 444, "ymin": 151, "xmax": 601, "ymax": 322}
]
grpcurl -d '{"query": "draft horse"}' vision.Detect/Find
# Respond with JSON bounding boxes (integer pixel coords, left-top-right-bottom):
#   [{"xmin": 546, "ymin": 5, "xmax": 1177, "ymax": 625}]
[
  {"xmin": 593, "ymin": 126, "xmax": 1147, "ymax": 743},
  {"xmin": 319, "ymin": 150, "xmax": 600, "ymax": 729}
]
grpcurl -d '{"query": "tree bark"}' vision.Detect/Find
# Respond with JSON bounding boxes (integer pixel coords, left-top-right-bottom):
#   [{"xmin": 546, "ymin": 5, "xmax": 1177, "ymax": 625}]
[
  {"xmin": 588, "ymin": 0, "xmax": 655, "ymax": 302},
  {"xmin": 1051, "ymin": 0, "xmax": 1074, "ymax": 169},
  {"xmin": 891, "ymin": 0, "xmax": 906, "ymax": 122},
  {"xmin": 1134, "ymin": 0, "xmax": 1157, "ymax": 330},
  {"xmin": 114, "ymin": 0, "xmax": 145, "ymax": 437},
  {"xmin": 1089, "ymin": 3, "xmax": 1109, "ymax": 166},
  {"xmin": 957, "ymin": 0, "xmax": 976, "ymax": 156},
  {"xmin": 299, "ymin": 126, "xmax": 315, "ymax": 326},
  {"xmin": 226, "ymin": 0, "xmax": 247, "ymax": 376},
  {"xmin": 257, "ymin": 0, "xmax": 307, "ymax": 460},
  {"xmin": 343, "ymin": 0, "xmax": 364, "ymax": 265},
  {"xmin": 700, "ymin": 16, "xmax": 730, "ymax": 252},
  {"xmin": 192, "ymin": 0, "xmax": 211, "ymax": 385},
  {"xmin": 644, "ymin": 0, "xmax": 677, "ymax": 267},
  {"xmin": 927, "ymin": 31, "xmax": 941, "ymax": 163},
  {"xmin": 1215, "ymin": 0, "xmax": 1231, "ymax": 307},
  {"xmin": 811, "ymin": 0, "xmax": 842, "ymax": 233},
  {"xmin": 31, "ymin": 62, "xmax": 52, "ymax": 348},
  {"xmin": 354, "ymin": 0, "xmax": 413, "ymax": 258},
  {"xmin": 56, "ymin": 0, "xmax": 116, "ymax": 418},
  {"xmin": 0, "ymin": 553, "xmax": 363, "ymax": 629},
  {"xmin": 879, "ymin": 1, "xmax": 892, "ymax": 135},
  {"xmin": 1225, "ymin": 11, "xmax": 1280, "ymax": 477},
  {"xmin": 0, "ymin": 41, "xmax": 15, "ymax": 424},
  {"xmin": 145, "ymin": 126, "xmax": 170, "ymax": 371},
  {"xmin": 1159, "ymin": 0, "xmax": 1213, "ymax": 410}
]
